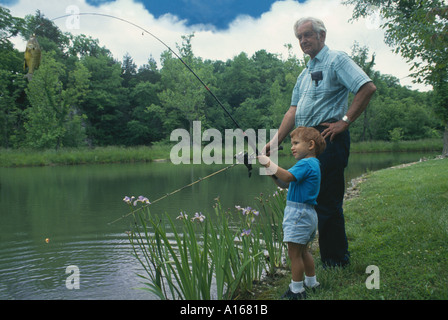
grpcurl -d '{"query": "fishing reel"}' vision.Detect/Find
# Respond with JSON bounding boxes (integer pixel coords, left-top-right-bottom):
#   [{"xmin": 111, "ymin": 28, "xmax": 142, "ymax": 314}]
[
  {"xmin": 235, "ymin": 151, "xmax": 253, "ymax": 178},
  {"xmin": 235, "ymin": 145, "xmax": 284, "ymax": 178}
]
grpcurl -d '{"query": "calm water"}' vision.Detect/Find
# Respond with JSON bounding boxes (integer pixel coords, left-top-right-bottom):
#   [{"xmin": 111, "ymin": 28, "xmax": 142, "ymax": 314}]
[{"xmin": 0, "ymin": 151, "xmax": 436, "ymax": 300}]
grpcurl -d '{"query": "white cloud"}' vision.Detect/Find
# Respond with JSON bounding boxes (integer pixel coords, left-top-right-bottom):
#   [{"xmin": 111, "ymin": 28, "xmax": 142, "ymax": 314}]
[{"xmin": 6, "ymin": 0, "xmax": 430, "ymax": 91}]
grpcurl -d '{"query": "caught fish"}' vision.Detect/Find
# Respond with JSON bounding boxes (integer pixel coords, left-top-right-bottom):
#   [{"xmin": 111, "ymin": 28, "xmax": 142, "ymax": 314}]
[{"xmin": 24, "ymin": 34, "xmax": 41, "ymax": 81}]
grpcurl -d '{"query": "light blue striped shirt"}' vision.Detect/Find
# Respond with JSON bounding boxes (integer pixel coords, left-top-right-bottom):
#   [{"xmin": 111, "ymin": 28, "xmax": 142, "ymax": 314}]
[{"xmin": 291, "ymin": 45, "xmax": 372, "ymax": 127}]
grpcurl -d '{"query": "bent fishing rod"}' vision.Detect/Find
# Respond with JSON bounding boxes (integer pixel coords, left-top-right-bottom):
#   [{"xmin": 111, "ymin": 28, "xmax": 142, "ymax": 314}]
[
  {"xmin": 46, "ymin": 12, "xmax": 265, "ymax": 170},
  {"xmin": 43, "ymin": 13, "xmax": 282, "ymax": 224},
  {"xmin": 46, "ymin": 12, "xmax": 284, "ymax": 157},
  {"xmin": 107, "ymin": 155, "xmax": 246, "ymax": 225}
]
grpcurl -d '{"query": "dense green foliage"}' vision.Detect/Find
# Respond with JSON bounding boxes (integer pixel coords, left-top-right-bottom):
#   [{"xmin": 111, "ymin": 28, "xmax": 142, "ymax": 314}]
[
  {"xmin": 0, "ymin": 8, "xmax": 444, "ymax": 150},
  {"xmin": 343, "ymin": 0, "xmax": 448, "ymax": 155}
]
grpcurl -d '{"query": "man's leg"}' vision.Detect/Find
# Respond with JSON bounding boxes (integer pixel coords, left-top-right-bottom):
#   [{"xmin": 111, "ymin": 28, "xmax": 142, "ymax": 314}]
[{"xmin": 316, "ymin": 129, "xmax": 350, "ymax": 267}]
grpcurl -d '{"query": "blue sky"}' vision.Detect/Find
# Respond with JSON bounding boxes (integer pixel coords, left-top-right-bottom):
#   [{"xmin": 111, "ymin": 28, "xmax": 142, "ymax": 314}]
[
  {"xmin": 83, "ymin": 0, "xmax": 300, "ymax": 30},
  {"xmin": 0, "ymin": 0, "xmax": 300, "ymax": 30}
]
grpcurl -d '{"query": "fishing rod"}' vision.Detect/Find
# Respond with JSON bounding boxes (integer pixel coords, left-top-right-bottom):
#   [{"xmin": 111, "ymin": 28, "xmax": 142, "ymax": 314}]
[
  {"xmin": 108, "ymin": 158, "xmax": 242, "ymax": 225},
  {"xmin": 45, "ymin": 12, "xmax": 263, "ymax": 174},
  {"xmin": 41, "ymin": 13, "xmax": 283, "ymax": 224}
]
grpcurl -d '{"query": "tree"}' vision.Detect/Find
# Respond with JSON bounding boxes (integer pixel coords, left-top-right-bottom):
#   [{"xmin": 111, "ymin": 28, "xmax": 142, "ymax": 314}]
[
  {"xmin": 219, "ymin": 52, "xmax": 258, "ymax": 114},
  {"xmin": 123, "ymin": 57, "xmax": 162, "ymax": 145},
  {"xmin": 67, "ymin": 34, "xmax": 111, "ymax": 59},
  {"xmin": 24, "ymin": 52, "xmax": 66, "ymax": 149},
  {"xmin": 61, "ymin": 61, "xmax": 90, "ymax": 147},
  {"xmin": 135, "ymin": 56, "xmax": 161, "ymax": 84},
  {"xmin": 0, "ymin": 6, "xmax": 25, "ymax": 46},
  {"xmin": 81, "ymin": 54, "xmax": 128, "ymax": 146},
  {"xmin": 121, "ymin": 52, "xmax": 137, "ymax": 88},
  {"xmin": 343, "ymin": 0, "xmax": 448, "ymax": 155},
  {"xmin": 126, "ymin": 81, "xmax": 163, "ymax": 145},
  {"xmin": 24, "ymin": 52, "xmax": 90, "ymax": 149},
  {"xmin": 157, "ymin": 34, "xmax": 210, "ymax": 137},
  {"xmin": 349, "ymin": 42, "xmax": 377, "ymax": 141},
  {"xmin": 0, "ymin": 8, "xmax": 27, "ymax": 148},
  {"xmin": 0, "ymin": 69, "xmax": 26, "ymax": 148}
]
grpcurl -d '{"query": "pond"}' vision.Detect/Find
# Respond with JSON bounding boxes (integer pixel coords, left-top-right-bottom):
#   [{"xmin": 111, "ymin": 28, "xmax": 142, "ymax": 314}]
[{"xmin": 0, "ymin": 151, "xmax": 438, "ymax": 300}]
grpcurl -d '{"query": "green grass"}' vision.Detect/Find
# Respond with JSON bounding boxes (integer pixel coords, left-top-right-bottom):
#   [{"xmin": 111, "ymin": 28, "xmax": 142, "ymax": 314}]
[
  {"xmin": 250, "ymin": 157, "xmax": 448, "ymax": 300},
  {"xmin": 0, "ymin": 144, "xmax": 172, "ymax": 167},
  {"xmin": 0, "ymin": 138, "xmax": 443, "ymax": 167},
  {"xmin": 350, "ymin": 138, "xmax": 443, "ymax": 153}
]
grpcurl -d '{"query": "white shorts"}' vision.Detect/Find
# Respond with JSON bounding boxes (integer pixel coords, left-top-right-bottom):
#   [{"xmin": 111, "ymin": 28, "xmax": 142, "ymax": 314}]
[{"xmin": 283, "ymin": 201, "xmax": 318, "ymax": 245}]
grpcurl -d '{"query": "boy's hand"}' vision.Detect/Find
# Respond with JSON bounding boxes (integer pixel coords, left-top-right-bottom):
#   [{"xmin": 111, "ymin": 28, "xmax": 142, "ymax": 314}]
[
  {"xmin": 258, "ymin": 155, "xmax": 281, "ymax": 176},
  {"xmin": 257, "ymin": 155, "xmax": 270, "ymax": 167}
]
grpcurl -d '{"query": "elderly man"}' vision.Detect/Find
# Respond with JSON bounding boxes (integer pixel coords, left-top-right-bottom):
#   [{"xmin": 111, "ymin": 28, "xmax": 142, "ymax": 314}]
[{"xmin": 265, "ymin": 17, "xmax": 377, "ymax": 268}]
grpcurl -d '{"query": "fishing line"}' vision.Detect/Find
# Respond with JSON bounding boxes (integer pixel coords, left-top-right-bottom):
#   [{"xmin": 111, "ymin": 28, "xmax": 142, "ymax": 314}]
[
  {"xmin": 40, "ymin": 12, "xmax": 281, "ymax": 224},
  {"xmin": 46, "ymin": 13, "xmax": 245, "ymax": 133},
  {"xmin": 107, "ymin": 161, "xmax": 240, "ymax": 225},
  {"xmin": 107, "ymin": 147, "xmax": 277, "ymax": 225},
  {"xmin": 46, "ymin": 12, "xmax": 263, "ymax": 173}
]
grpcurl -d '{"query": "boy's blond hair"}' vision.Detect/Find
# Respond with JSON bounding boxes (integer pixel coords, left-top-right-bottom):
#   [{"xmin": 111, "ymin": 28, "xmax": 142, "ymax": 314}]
[{"xmin": 290, "ymin": 127, "xmax": 327, "ymax": 156}]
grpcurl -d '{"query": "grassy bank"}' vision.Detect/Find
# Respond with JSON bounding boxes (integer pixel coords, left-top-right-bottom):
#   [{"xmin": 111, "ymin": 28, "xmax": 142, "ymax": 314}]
[
  {"xmin": 0, "ymin": 138, "xmax": 443, "ymax": 167},
  {"xmin": 0, "ymin": 144, "xmax": 172, "ymax": 167},
  {"xmin": 252, "ymin": 156, "xmax": 448, "ymax": 300},
  {"xmin": 350, "ymin": 138, "xmax": 443, "ymax": 153}
]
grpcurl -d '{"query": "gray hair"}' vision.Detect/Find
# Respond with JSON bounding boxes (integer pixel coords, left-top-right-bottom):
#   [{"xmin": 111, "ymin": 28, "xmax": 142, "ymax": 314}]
[{"xmin": 294, "ymin": 17, "xmax": 327, "ymax": 39}]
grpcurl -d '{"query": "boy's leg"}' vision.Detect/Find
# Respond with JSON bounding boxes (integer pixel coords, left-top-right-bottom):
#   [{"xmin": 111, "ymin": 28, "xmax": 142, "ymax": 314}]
[
  {"xmin": 302, "ymin": 246, "xmax": 315, "ymax": 277},
  {"xmin": 288, "ymin": 243, "xmax": 316, "ymax": 280},
  {"xmin": 302, "ymin": 246, "xmax": 320, "ymax": 290},
  {"xmin": 288, "ymin": 242, "xmax": 306, "ymax": 282},
  {"xmin": 284, "ymin": 242, "xmax": 306, "ymax": 298}
]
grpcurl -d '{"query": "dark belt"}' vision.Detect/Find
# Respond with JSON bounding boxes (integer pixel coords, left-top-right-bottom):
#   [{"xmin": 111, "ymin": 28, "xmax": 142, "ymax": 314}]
[
  {"xmin": 313, "ymin": 125, "xmax": 329, "ymax": 133},
  {"xmin": 313, "ymin": 119, "xmax": 338, "ymax": 132}
]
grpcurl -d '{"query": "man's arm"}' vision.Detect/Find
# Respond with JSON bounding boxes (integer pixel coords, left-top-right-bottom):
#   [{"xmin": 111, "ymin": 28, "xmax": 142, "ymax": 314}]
[
  {"xmin": 321, "ymin": 82, "xmax": 377, "ymax": 141},
  {"xmin": 263, "ymin": 105, "xmax": 296, "ymax": 155}
]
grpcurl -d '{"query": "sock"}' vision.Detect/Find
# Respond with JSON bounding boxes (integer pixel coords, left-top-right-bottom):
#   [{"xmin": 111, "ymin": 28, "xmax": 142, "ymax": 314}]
[
  {"xmin": 305, "ymin": 275, "xmax": 317, "ymax": 287},
  {"xmin": 290, "ymin": 280, "xmax": 304, "ymax": 293}
]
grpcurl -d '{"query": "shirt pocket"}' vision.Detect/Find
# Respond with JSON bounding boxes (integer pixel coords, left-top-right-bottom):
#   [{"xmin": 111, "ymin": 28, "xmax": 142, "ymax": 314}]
[
  {"xmin": 309, "ymin": 70, "xmax": 326, "ymax": 99},
  {"xmin": 310, "ymin": 70, "xmax": 324, "ymax": 88}
]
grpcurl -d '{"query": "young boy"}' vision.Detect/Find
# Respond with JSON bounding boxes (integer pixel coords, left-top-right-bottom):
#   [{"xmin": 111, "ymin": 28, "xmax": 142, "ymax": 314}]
[{"xmin": 258, "ymin": 126, "xmax": 326, "ymax": 300}]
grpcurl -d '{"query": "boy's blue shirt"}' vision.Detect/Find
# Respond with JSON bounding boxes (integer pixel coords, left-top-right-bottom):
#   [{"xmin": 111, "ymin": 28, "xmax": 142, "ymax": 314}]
[{"xmin": 287, "ymin": 157, "xmax": 321, "ymax": 205}]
